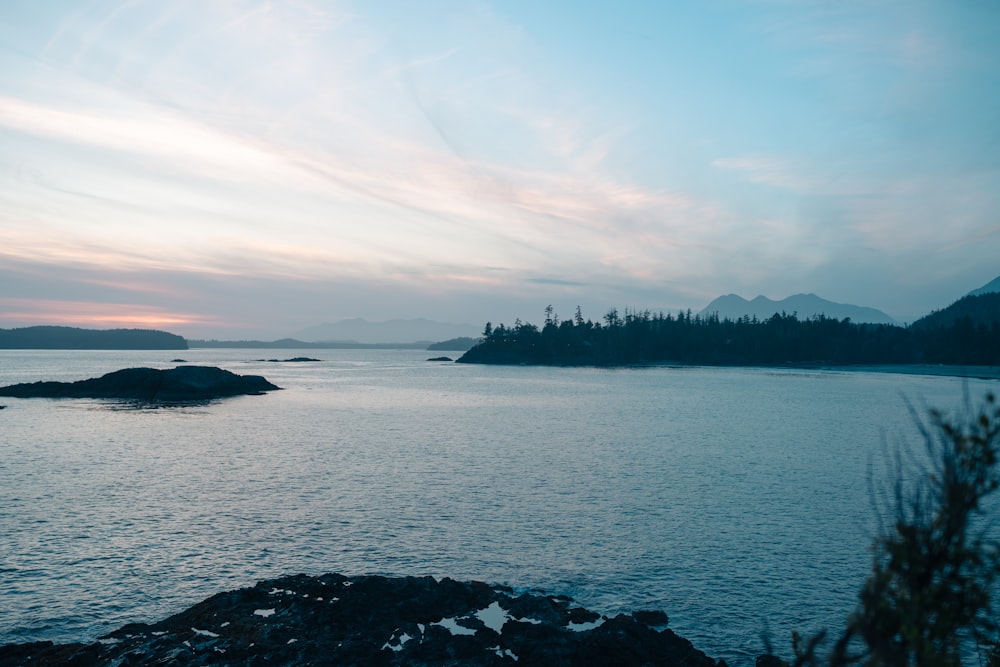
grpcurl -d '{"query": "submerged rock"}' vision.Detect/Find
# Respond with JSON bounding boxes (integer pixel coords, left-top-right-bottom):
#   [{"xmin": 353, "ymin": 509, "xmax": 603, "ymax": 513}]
[
  {"xmin": 0, "ymin": 366, "xmax": 280, "ymax": 402},
  {"xmin": 0, "ymin": 574, "xmax": 722, "ymax": 666}
]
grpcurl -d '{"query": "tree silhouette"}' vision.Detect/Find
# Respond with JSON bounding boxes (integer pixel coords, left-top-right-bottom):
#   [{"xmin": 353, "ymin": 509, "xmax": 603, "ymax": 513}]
[{"xmin": 457, "ymin": 303, "xmax": 997, "ymax": 367}]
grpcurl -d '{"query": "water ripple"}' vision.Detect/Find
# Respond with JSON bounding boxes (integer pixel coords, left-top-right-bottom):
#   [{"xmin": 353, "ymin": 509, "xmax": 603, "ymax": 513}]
[{"xmin": 0, "ymin": 349, "xmax": 992, "ymax": 665}]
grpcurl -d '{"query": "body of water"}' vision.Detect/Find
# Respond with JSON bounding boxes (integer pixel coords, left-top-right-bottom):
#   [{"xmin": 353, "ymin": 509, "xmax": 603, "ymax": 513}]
[{"xmin": 0, "ymin": 349, "xmax": 995, "ymax": 664}]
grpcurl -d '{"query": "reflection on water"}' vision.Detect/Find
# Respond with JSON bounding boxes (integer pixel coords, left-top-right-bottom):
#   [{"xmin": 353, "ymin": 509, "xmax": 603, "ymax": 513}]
[{"xmin": 0, "ymin": 348, "xmax": 994, "ymax": 665}]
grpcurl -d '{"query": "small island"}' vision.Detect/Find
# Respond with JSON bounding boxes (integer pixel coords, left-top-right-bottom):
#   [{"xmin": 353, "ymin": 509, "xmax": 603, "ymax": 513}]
[
  {"xmin": 0, "ymin": 573, "xmax": 721, "ymax": 667},
  {"xmin": 0, "ymin": 366, "xmax": 280, "ymax": 402}
]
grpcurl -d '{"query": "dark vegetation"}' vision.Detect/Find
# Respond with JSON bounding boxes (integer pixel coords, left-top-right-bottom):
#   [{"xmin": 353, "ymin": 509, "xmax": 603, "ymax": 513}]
[
  {"xmin": 458, "ymin": 294, "xmax": 1000, "ymax": 367},
  {"xmin": 773, "ymin": 392, "xmax": 1000, "ymax": 666},
  {"xmin": 0, "ymin": 326, "xmax": 187, "ymax": 350}
]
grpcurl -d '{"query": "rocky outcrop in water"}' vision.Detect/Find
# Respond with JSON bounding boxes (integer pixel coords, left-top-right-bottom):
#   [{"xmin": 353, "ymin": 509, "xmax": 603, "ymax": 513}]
[
  {"xmin": 0, "ymin": 366, "xmax": 280, "ymax": 402},
  {"xmin": 0, "ymin": 573, "xmax": 723, "ymax": 666}
]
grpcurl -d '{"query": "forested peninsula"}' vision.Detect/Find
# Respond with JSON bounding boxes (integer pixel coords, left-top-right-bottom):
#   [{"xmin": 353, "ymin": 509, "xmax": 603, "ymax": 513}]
[
  {"xmin": 457, "ymin": 293, "xmax": 1000, "ymax": 367},
  {"xmin": 0, "ymin": 326, "xmax": 187, "ymax": 350}
]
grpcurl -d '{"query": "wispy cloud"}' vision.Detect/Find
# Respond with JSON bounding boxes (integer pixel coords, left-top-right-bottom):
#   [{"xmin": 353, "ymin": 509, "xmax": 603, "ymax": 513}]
[
  {"xmin": 527, "ymin": 277, "xmax": 588, "ymax": 287},
  {"xmin": 711, "ymin": 155, "xmax": 811, "ymax": 191},
  {"xmin": 382, "ymin": 47, "xmax": 461, "ymax": 78},
  {"xmin": 2, "ymin": 0, "xmax": 996, "ymax": 334},
  {"xmin": 0, "ymin": 95, "xmax": 318, "ymax": 201},
  {"xmin": 0, "ymin": 90, "xmax": 705, "ymax": 283},
  {"xmin": 711, "ymin": 154, "xmax": 883, "ymax": 198}
]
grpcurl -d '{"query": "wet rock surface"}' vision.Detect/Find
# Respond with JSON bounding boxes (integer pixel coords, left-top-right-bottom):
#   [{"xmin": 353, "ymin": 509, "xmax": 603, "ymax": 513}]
[
  {"xmin": 0, "ymin": 366, "xmax": 280, "ymax": 402},
  {"xmin": 0, "ymin": 573, "xmax": 723, "ymax": 666}
]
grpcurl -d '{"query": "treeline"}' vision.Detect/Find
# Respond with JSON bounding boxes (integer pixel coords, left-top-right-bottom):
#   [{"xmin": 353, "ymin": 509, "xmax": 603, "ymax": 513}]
[
  {"xmin": 457, "ymin": 295, "xmax": 1000, "ymax": 367},
  {"xmin": 0, "ymin": 326, "xmax": 188, "ymax": 350}
]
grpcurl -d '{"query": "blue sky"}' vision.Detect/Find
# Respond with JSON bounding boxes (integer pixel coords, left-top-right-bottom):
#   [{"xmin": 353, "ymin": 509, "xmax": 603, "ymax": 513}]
[{"xmin": 1, "ymin": 0, "xmax": 997, "ymax": 338}]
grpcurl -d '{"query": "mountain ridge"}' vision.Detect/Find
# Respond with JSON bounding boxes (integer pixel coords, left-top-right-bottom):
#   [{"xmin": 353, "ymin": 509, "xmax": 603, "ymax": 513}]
[
  {"xmin": 699, "ymin": 292, "xmax": 898, "ymax": 324},
  {"xmin": 967, "ymin": 275, "xmax": 1000, "ymax": 297}
]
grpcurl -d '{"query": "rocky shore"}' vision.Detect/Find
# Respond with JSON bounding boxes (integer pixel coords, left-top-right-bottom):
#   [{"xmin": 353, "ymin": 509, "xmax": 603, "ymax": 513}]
[{"xmin": 0, "ymin": 573, "xmax": 724, "ymax": 666}]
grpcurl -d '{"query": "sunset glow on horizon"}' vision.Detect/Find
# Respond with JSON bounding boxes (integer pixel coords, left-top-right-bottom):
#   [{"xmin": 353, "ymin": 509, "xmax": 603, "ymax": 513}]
[{"xmin": 0, "ymin": 298, "xmax": 235, "ymax": 331}]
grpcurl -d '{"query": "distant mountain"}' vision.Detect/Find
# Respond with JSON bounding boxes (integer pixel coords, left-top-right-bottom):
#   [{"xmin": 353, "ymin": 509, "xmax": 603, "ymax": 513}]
[
  {"xmin": 291, "ymin": 318, "xmax": 480, "ymax": 344},
  {"xmin": 967, "ymin": 275, "xmax": 1000, "ymax": 297},
  {"xmin": 0, "ymin": 326, "xmax": 187, "ymax": 350},
  {"xmin": 700, "ymin": 293, "xmax": 898, "ymax": 325}
]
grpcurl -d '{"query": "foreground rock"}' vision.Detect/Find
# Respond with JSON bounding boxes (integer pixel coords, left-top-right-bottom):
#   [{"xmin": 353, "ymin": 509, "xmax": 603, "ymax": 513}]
[
  {"xmin": 0, "ymin": 366, "xmax": 280, "ymax": 402},
  {"xmin": 0, "ymin": 574, "xmax": 722, "ymax": 666}
]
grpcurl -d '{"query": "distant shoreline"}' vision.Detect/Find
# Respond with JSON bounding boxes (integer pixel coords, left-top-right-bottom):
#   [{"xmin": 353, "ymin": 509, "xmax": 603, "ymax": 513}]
[
  {"xmin": 466, "ymin": 358, "xmax": 1000, "ymax": 381},
  {"xmin": 641, "ymin": 362, "xmax": 1000, "ymax": 381},
  {"xmin": 187, "ymin": 339, "xmax": 432, "ymax": 349},
  {"xmin": 824, "ymin": 364, "xmax": 1000, "ymax": 381}
]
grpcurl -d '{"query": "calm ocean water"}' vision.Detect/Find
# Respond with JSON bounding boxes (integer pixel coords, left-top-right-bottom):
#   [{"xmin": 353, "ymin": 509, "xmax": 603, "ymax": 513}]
[{"xmin": 0, "ymin": 349, "xmax": 996, "ymax": 664}]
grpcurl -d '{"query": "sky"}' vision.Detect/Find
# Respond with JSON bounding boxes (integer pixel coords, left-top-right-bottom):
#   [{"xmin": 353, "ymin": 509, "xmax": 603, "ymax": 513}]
[{"xmin": 1, "ymin": 0, "xmax": 998, "ymax": 339}]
